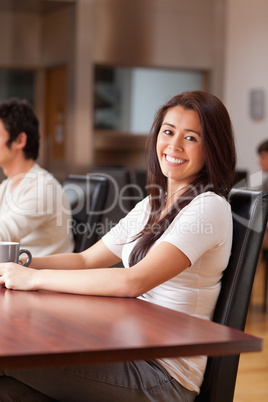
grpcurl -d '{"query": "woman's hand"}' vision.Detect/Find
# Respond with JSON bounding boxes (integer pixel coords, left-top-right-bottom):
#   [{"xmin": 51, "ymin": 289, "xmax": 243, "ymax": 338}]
[{"xmin": 0, "ymin": 262, "xmax": 36, "ymax": 291}]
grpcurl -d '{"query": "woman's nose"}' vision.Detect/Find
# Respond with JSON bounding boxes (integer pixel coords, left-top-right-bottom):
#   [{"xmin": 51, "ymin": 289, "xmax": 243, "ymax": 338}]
[{"xmin": 169, "ymin": 137, "xmax": 183, "ymax": 151}]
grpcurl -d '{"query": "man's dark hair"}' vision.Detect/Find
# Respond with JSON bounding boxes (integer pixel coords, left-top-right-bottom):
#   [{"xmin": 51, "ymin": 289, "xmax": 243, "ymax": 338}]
[
  {"xmin": 0, "ymin": 98, "xmax": 40, "ymax": 160},
  {"xmin": 257, "ymin": 140, "xmax": 268, "ymax": 154}
]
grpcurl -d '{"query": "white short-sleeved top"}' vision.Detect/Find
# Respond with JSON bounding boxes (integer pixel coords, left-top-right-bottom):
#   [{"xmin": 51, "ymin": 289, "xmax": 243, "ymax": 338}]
[{"xmin": 102, "ymin": 191, "xmax": 233, "ymax": 394}]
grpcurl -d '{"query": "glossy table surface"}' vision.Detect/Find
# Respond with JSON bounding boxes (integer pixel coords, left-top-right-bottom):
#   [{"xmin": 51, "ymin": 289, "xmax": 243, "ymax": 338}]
[{"xmin": 0, "ymin": 288, "xmax": 262, "ymax": 369}]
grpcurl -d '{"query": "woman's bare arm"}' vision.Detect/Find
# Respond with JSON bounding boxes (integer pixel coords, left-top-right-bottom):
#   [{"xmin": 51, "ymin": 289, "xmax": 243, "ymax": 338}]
[
  {"xmin": 0, "ymin": 241, "xmax": 190, "ymax": 297},
  {"xmin": 29, "ymin": 240, "xmax": 121, "ymax": 270}
]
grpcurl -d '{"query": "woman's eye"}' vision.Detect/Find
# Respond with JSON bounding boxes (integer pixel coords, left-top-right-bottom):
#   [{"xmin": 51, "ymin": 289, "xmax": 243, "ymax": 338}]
[
  {"xmin": 185, "ymin": 135, "xmax": 197, "ymax": 142},
  {"xmin": 164, "ymin": 130, "xmax": 173, "ymax": 135}
]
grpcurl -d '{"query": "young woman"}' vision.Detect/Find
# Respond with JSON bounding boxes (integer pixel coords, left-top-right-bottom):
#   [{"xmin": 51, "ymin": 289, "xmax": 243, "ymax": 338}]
[{"xmin": 0, "ymin": 91, "xmax": 236, "ymax": 402}]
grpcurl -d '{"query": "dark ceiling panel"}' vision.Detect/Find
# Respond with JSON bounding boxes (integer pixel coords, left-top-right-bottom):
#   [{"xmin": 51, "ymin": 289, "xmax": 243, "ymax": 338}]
[{"xmin": 0, "ymin": 0, "xmax": 75, "ymax": 13}]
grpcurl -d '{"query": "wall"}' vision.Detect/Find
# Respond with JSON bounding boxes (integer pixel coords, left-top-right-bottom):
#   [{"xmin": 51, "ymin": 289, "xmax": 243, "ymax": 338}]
[
  {"xmin": 94, "ymin": 0, "xmax": 225, "ymax": 96},
  {"xmin": 2, "ymin": 0, "xmax": 267, "ymax": 181},
  {"xmin": 41, "ymin": 5, "xmax": 75, "ymax": 66},
  {"xmin": 224, "ymin": 0, "xmax": 268, "ymax": 181},
  {"xmin": 0, "ymin": 11, "xmax": 40, "ymax": 67},
  {"xmin": 0, "ymin": 2, "xmax": 78, "ymax": 178},
  {"xmin": 40, "ymin": 3, "xmax": 77, "ymax": 176},
  {"xmin": 0, "ymin": 0, "xmax": 227, "ymax": 176},
  {"xmin": 94, "ymin": 0, "xmax": 212, "ymax": 68}
]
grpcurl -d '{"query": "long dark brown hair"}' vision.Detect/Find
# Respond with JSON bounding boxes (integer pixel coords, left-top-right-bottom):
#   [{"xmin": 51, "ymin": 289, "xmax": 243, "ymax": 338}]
[{"xmin": 128, "ymin": 91, "xmax": 236, "ymax": 266}]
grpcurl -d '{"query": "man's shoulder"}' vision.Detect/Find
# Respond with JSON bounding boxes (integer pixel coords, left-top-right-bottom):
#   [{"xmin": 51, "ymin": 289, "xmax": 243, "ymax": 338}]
[{"xmin": 28, "ymin": 164, "xmax": 60, "ymax": 185}]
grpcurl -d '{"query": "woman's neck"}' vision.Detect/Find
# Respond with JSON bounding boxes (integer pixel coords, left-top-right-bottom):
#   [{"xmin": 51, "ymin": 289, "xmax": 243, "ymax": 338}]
[{"xmin": 166, "ymin": 184, "xmax": 189, "ymax": 208}]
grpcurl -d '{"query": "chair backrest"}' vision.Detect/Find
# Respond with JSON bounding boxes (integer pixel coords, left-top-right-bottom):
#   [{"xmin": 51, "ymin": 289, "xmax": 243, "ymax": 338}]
[
  {"xmin": 196, "ymin": 188, "xmax": 268, "ymax": 402},
  {"xmin": 130, "ymin": 169, "xmax": 147, "ymax": 200},
  {"xmin": 234, "ymin": 169, "xmax": 248, "ymax": 188},
  {"xmin": 90, "ymin": 167, "xmax": 135, "ymax": 239},
  {"xmin": 63, "ymin": 174, "xmax": 109, "ymax": 252}
]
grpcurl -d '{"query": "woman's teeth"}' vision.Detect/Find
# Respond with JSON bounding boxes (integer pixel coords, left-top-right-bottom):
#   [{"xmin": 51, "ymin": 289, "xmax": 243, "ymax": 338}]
[{"xmin": 165, "ymin": 154, "xmax": 185, "ymax": 164}]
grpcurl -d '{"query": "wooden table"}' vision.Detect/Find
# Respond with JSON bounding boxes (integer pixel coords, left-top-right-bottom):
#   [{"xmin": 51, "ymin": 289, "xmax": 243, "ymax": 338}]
[{"xmin": 0, "ymin": 288, "xmax": 262, "ymax": 369}]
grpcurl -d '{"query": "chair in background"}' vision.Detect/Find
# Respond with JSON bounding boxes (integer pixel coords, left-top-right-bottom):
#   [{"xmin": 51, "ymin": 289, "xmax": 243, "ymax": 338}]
[
  {"xmin": 90, "ymin": 167, "xmax": 135, "ymax": 240},
  {"xmin": 195, "ymin": 189, "xmax": 268, "ymax": 402},
  {"xmin": 63, "ymin": 174, "xmax": 109, "ymax": 252},
  {"xmin": 130, "ymin": 169, "xmax": 147, "ymax": 199},
  {"xmin": 233, "ymin": 169, "xmax": 248, "ymax": 188},
  {"xmin": 261, "ymin": 249, "xmax": 268, "ymax": 312}
]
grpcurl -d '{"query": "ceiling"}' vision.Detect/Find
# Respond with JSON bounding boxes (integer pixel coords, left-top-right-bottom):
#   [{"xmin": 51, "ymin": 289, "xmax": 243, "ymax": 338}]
[{"xmin": 0, "ymin": 0, "xmax": 75, "ymax": 13}]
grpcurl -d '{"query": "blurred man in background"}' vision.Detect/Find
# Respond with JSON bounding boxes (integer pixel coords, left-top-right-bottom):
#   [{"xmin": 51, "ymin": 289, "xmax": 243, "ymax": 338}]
[{"xmin": 0, "ymin": 98, "xmax": 74, "ymax": 256}]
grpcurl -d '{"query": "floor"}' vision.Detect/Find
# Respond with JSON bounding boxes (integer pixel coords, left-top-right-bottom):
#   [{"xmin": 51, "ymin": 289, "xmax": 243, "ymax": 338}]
[{"xmin": 234, "ymin": 259, "xmax": 268, "ymax": 401}]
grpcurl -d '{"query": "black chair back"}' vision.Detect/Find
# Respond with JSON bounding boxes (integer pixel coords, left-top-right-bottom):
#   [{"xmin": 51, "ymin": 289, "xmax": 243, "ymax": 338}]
[
  {"xmin": 196, "ymin": 189, "xmax": 268, "ymax": 402},
  {"xmin": 90, "ymin": 167, "xmax": 135, "ymax": 239},
  {"xmin": 234, "ymin": 170, "xmax": 248, "ymax": 188},
  {"xmin": 63, "ymin": 174, "xmax": 109, "ymax": 252},
  {"xmin": 130, "ymin": 169, "xmax": 147, "ymax": 199}
]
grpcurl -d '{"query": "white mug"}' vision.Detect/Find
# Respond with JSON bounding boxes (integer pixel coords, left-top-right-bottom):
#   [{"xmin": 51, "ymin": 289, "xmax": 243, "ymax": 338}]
[{"xmin": 0, "ymin": 242, "xmax": 32, "ymax": 267}]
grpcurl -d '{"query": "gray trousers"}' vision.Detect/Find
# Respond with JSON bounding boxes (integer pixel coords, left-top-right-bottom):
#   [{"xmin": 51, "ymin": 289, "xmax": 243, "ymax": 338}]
[{"xmin": 0, "ymin": 360, "xmax": 197, "ymax": 402}]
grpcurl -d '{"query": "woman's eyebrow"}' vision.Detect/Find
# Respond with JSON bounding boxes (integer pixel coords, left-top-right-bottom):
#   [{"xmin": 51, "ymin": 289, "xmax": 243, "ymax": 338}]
[
  {"xmin": 185, "ymin": 128, "xmax": 201, "ymax": 136},
  {"xmin": 163, "ymin": 122, "xmax": 200, "ymax": 136},
  {"xmin": 163, "ymin": 122, "xmax": 175, "ymax": 128}
]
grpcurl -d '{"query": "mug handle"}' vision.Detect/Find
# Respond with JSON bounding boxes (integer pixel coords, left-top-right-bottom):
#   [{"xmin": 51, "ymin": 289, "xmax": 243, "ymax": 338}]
[{"xmin": 19, "ymin": 249, "xmax": 32, "ymax": 267}]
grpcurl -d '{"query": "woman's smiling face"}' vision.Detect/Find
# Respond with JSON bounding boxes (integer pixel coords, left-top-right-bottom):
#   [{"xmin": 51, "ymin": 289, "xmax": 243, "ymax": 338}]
[{"xmin": 156, "ymin": 105, "xmax": 205, "ymax": 191}]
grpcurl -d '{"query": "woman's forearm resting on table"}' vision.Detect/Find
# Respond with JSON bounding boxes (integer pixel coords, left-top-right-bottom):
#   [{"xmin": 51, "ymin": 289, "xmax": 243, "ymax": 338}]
[
  {"xmin": 0, "ymin": 241, "xmax": 190, "ymax": 297},
  {"xmin": 30, "ymin": 253, "xmax": 86, "ymax": 270},
  {"xmin": 0, "ymin": 265, "xmax": 148, "ymax": 297},
  {"xmin": 30, "ymin": 240, "xmax": 121, "ymax": 271},
  {"xmin": 32, "ymin": 267, "xmax": 141, "ymax": 297}
]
